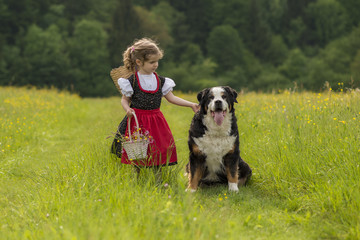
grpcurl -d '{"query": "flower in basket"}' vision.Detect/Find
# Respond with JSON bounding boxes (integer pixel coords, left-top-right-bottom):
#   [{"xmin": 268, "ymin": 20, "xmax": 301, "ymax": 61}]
[
  {"xmin": 123, "ymin": 127, "xmax": 153, "ymax": 143},
  {"xmin": 121, "ymin": 126, "xmax": 153, "ymax": 161}
]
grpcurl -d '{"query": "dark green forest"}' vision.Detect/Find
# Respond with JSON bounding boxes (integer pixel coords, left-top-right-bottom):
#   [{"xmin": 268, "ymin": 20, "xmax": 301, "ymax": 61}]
[{"xmin": 1, "ymin": 0, "xmax": 360, "ymax": 97}]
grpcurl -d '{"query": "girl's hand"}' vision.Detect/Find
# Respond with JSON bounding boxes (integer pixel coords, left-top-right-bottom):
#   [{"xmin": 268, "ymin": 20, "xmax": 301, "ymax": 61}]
[
  {"xmin": 192, "ymin": 103, "xmax": 200, "ymax": 113},
  {"xmin": 126, "ymin": 108, "xmax": 134, "ymax": 117}
]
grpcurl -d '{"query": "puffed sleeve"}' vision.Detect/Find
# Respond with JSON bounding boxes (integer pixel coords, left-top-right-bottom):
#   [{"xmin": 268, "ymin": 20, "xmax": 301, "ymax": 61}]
[
  {"xmin": 162, "ymin": 77, "xmax": 176, "ymax": 95},
  {"xmin": 118, "ymin": 78, "xmax": 133, "ymax": 97}
]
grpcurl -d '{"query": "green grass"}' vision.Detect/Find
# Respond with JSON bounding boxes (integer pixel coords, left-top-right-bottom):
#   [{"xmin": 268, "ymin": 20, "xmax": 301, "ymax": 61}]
[{"xmin": 1, "ymin": 86, "xmax": 360, "ymax": 239}]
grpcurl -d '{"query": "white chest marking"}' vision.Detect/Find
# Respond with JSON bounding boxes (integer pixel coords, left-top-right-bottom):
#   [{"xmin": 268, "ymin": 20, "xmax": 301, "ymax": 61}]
[{"xmin": 193, "ymin": 114, "xmax": 236, "ymax": 181}]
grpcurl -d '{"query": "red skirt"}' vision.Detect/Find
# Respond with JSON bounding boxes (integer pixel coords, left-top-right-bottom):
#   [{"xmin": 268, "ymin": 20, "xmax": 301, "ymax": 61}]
[{"xmin": 121, "ymin": 108, "xmax": 177, "ymax": 167}]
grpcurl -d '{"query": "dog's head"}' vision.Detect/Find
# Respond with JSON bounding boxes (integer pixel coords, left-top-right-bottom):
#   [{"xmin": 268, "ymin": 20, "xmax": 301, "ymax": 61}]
[{"xmin": 197, "ymin": 86, "xmax": 238, "ymax": 126}]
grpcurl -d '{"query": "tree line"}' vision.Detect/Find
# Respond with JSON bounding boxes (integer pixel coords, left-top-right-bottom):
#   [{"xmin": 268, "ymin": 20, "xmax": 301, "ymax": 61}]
[{"xmin": 1, "ymin": 0, "xmax": 359, "ymax": 97}]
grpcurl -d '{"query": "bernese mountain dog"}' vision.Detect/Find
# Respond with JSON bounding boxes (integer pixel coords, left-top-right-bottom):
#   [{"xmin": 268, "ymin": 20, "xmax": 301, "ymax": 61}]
[{"xmin": 186, "ymin": 86, "xmax": 252, "ymax": 192}]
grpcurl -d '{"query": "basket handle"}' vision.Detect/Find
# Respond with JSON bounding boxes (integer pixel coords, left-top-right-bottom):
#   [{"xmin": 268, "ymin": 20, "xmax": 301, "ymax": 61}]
[{"xmin": 127, "ymin": 111, "xmax": 140, "ymax": 142}]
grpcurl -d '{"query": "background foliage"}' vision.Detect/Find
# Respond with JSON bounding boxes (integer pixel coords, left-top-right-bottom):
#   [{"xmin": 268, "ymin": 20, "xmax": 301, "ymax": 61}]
[{"xmin": 1, "ymin": 0, "xmax": 359, "ymax": 96}]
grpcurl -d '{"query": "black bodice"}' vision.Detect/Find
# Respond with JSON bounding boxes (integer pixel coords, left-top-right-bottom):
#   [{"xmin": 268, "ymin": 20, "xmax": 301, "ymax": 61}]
[{"xmin": 128, "ymin": 73, "xmax": 165, "ymax": 110}]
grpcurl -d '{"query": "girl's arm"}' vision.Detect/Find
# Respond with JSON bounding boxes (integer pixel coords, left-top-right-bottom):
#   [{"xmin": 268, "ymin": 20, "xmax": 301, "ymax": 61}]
[
  {"xmin": 121, "ymin": 95, "xmax": 134, "ymax": 117},
  {"xmin": 164, "ymin": 91, "xmax": 200, "ymax": 113}
]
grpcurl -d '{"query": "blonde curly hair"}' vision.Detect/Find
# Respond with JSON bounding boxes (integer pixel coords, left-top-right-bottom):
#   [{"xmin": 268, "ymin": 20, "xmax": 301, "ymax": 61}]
[{"xmin": 123, "ymin": 38, "xmax": 164, "ymax": 73}]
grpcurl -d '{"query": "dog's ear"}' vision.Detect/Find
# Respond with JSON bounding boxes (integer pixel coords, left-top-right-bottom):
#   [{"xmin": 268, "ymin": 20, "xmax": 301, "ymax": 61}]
[
  {"xmin": 197, "ymin": 88, "xmax": 210, "ymax": 103},
  {"xmin": 224, "ymin": 86, "xmax": 238, "ymax": 103}
]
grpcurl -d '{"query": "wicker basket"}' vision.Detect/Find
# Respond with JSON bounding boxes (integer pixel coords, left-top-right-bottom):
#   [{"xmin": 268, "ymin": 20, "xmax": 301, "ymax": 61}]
[
  {"xmin": 122, "ymin": 112, "xmax": 149, "ymax": 160},
  {"xmin": 110, "ymin": 66, "xmax": 134, "ymax": 94}
]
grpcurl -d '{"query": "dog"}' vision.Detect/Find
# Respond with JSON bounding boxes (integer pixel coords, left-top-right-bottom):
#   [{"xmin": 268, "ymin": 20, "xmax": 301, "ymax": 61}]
[{"xmin": 186, "ymin": 86, "xmax": 252, "ymax": 192}]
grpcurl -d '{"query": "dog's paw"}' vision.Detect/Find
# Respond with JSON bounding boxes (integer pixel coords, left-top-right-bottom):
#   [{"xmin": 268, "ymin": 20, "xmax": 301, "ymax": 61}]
[
  {"xmin": 185, "ymin": 188, "xmax": 197, "ymax": 193},
  {"xmin": 228, "ymin": 182, "xmax": 239, "ymax": 192}
]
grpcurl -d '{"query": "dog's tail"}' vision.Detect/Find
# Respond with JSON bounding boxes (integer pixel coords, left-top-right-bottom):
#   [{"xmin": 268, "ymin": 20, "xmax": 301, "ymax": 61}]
[
  {"xmin": 238, "ymin": 158, "xmax": 252, "ymax": 185},
  {"xmin": 185, "ymin": 163, "xmax": 190, "ymax": 173}
]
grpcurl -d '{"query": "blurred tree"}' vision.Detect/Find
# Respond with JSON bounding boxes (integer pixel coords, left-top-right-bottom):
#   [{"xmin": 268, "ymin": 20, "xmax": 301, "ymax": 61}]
[
  {"xmin": 69, "ymin": 19, "xmax": 114, "ymax": 97},
  {"xmin": 166, "ymin": 8, "xmax": 188, "ymax": 45},
  {"xmin": 241, "ymin": 49, "xmax": 262, "ymax": 87},
  {"xmin": 263, "ymin": 35, "xmax": 289, "ymax": 66},
  {"xmin": 22, "ymin": 24, "xmax": 70, "ymax": 88},
  {"xmin": 161, "ymin": 58, "xmax": 216, "ymax": 92},
  {"xmin": 284, "ymin": 0, "xmax": 314, "ymax": 21},
  {"xmin": 0, "ymin": 45, "xmax": 23, "ymax": 85},
  {"xmin": 245, "ymin": 0, "xmax": 272, "ymax": 59},
  {"xmin": 304, "ymin": 0, "xmax": 350, "ymax": 47},
  {"xmin": 307, "ymin": 58, "xmax": 346, "ymax": 90},
  {"xmin": 85, "ymin": 0, "xmax": 118, "ymax": 23},
  {"xmin": 311, "ymin": 26, "xmax": 360, "ymax": 89},
  {"xmin": 134, "ymin": 5, "xmax": 173, "ymax": 47},
  {"xmin": 218, "ymin": 47, "xmax": 262, "ymax": 91},
  {"xmin": 184, "ymin": 59, "xmax": 217, "ymax": 91},
  {"xmin": 321, "ymin": 47, "xmax": 351, "ymax": 74},
  {"xmin": 179, "ymin": 43, "xmax": 204, "ymax": 65},
  {"xmin": 280, "ymin": 0, "xmax": 314, "ymax": 47},
  {"xmin": 253, "ymin": 67, "xmax": 291, "ymax": 91},
  {"xmin": 132, "ymin": 0, "xmax": 160, "ymax": 9},
  {"xmin": 2, "ymin": 0, "xmax": 41, "ymax": 44},
  {"xmin": 263, "ymin": 0, "xmax": 287, "ymax": 34},
  {"xmin": 61, "ymin": 0, "xmax": 94, "ymax": 21},
  {"xmin": 41, "ymin": 4, "xmax": 70, "ymax": 35},
  {"xmin": 153, "ymin": 2, "xmax": 197, "ymax": 63},
  {"xmin": 0, "ymin": 0, "xmax": 10, "ymax": 43},
  {"xmin": 1, "ymin": 0, "xmax": 359, "ymax": 93},
  {"xmin": 210, "ymin": 0, "xmax": 249, "ymax": 36},
  {"xmin": 337, "ymin": 0, "xmax": 360, "ymax": 27},
  {"xmin": 108, "ymin": 0, "xmax": 141, "ymax": 67},
  {"xmin": 168, "ymin": 0, "xmax": 212, "ymax": 53},
  {"xmin": 220, "ymin": 66, "xmax": 247, "ymax": 91},
  {"xmin": 150, "ymin": 1, "xmax": 185, "ymax": 46},
  {"xmin": 0, "ymin": 0, "xmax": 34, "ymax": 44},
  {"xmin": 337, "ymin": 26, "xmax": 360, "ymax": 59},
  {"xmin": 319, "ymin": 27, "xmax": 360, "ymax": 69},
  {"xmin": 151, "ymin": 2, "xmax": 178, "ymax": 28},
  {"xmin": 278, "ymin": 48, "xmax": 308, "ymax": 88},
  {"xmin": 207, "ymin": 25, "xmax": 245, "ymax": 73},
  {"xmin": 286, "ymin": 17, "xmax": 307, "ymax": 48},
  {"xmin": 0, "ymin": 57, "xmax": 6, "ymax": 84},
  {"xmin": 350, "ymin": 50, "xmax": 360, "ymax": 86}
]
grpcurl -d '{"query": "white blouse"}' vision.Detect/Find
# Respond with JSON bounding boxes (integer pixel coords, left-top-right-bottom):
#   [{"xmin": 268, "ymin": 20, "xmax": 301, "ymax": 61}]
[{"xmin": 118, "ymin": 73, "xmax": 175, "ymax": 97}]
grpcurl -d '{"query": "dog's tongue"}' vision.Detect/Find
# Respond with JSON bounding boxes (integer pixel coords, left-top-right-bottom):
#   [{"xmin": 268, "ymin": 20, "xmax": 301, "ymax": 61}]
[{"xmin": 212, "ymin": 111, "xmax": 225, "ymax": 126}]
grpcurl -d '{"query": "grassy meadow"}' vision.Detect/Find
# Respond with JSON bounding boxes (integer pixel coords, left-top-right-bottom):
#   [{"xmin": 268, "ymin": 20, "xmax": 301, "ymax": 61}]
[{"xmin": 1, "ymin": 86, "xmax": 360, "ymax": 239}]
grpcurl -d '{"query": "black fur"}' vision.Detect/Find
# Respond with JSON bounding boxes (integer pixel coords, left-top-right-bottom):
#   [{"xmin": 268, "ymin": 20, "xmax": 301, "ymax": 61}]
[{"xmin": 186, "ymin": 86, "xmax": 252, "ymax": 190}]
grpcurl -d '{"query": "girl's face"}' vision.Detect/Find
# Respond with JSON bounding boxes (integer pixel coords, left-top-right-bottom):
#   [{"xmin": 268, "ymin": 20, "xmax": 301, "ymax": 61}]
[{"xmin": 136, "ymin": 54, "xmax": 160, "ymax": 75}]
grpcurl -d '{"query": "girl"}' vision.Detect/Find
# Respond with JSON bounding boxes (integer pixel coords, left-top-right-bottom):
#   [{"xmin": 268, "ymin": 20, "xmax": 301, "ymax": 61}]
[{"xmin": 111, "ymin": 38, "xmax": 199, "ymax": 167}]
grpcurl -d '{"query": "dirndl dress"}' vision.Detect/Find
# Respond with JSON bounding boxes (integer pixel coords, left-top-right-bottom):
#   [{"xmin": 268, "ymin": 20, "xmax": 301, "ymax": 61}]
[{"xmin": 111, "ymin": 72, "xmax": 177, "ymax": 167}]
